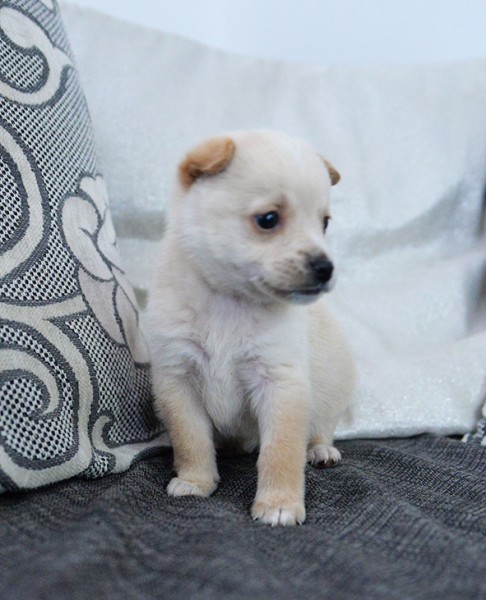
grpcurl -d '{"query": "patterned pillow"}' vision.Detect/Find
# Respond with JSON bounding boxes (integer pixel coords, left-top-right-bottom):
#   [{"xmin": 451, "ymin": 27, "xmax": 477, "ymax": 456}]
[
  {"xmin": 0, "ymin": 0, "xmax": 164, "ymax": 492},
  {"xmin": 463, "ymin": 407, "xmax": 486, "ymax": 446}
]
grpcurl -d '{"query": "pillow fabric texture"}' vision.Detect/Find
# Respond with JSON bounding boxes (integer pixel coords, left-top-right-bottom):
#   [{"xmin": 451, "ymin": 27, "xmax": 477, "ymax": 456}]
[
  {"xmin": 0, "ymin": 0, "xmax": 163, "ymax": 492},
  {"xmin": 463, "ymin": 412, "xmax": 486, "ymax": 445},
  {"xmin": 61, "ymin": 2, "xmax": 486, "ymax": 441}
]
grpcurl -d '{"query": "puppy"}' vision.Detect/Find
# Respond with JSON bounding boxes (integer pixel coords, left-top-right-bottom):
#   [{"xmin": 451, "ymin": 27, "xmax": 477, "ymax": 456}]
[{"xmin": 147, "ymin": 130, "xmax": 355, "ymax": 526}]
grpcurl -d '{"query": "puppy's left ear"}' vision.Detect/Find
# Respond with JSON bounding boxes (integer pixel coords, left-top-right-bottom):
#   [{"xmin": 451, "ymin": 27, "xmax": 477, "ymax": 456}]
[
  {"xmin": 320, "ymin": 156, "xmax": 341, "ymax": 186},
  {"xmin": 179, "ymin": 136, "xmax": 236, "ymax": 189}
]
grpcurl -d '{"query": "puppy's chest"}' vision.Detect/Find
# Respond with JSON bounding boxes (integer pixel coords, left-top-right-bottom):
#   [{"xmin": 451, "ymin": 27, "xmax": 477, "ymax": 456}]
[{"xmin": 184, "ymin": 302, "xmax": 264, "ymax": 428}]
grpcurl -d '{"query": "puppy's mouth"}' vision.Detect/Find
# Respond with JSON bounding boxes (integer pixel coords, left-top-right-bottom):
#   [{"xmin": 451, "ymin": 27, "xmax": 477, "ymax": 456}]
[
  {"xmin": 291, "ymin": 286, "xmax": 326, "ymax": 296},
  {"xmin": 263, "ymin": 282, "xmax": 332, "ymax": 303},
  {"xmin": 287, "ymin": 285, "xmax": 331, "ymax": 300}
]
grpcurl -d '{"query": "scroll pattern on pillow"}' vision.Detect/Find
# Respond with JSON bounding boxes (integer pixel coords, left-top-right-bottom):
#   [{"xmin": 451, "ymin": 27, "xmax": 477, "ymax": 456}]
[{"xmin": 0, "ymin": 0, "xmax": 163, "ymax": 492}]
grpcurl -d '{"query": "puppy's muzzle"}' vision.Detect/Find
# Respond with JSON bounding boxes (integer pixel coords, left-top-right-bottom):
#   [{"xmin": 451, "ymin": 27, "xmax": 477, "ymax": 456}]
[{"xmin": 307, "ymin": 255, "xmax": 334, "ymax": 285}]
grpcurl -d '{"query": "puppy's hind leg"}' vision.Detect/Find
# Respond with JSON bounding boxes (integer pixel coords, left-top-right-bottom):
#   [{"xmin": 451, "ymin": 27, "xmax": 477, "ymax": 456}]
[
  {"xmin": 156, "ymin": 376, "xmax": 219, "ymax": 497},
  {"xmin": 307, "ymin": 413, "xmax": 342, "ymax": 469},
  {"xmin": 307, "ymin": 303, "xmax": 356, "ymax": 469},
  {"xmin": 307, "ymin": 440, "xmax": 341, "ymax": 469}
]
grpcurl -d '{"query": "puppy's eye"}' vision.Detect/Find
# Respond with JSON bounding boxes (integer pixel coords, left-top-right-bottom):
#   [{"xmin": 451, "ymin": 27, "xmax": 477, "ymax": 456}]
[
  {"xmin": 255, "ymin": 211, "xmax": 280, "ymax": 230},
  {"xmin": 323, "ymin": 216, "xmax": 331, "ymax": 232}
]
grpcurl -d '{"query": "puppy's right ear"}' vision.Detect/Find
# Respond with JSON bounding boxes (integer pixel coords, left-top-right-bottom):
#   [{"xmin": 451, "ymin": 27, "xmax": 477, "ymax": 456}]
[
  {"xmin": 319, "ymin": 156, "xmax": 341, "ymax": 186},
  {"xmin": 323, "ymin": 160, "xmax": 341, "ymax": 186},
  {"xmin": 178, "ymin": 137, "xmax": 236, "ymax": 189}
]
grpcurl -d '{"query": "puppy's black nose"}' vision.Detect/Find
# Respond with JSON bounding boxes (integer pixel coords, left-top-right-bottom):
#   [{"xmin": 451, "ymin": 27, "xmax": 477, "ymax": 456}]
[{"xmin": 307, "ymin": 256, "xmax": 334, "ymax": 284}]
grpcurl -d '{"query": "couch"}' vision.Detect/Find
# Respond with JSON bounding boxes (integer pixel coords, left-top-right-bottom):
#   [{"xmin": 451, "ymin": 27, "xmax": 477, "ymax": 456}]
[{"xmin": 0, "ymin": 2, "xmax": 485, "ymax": 598}]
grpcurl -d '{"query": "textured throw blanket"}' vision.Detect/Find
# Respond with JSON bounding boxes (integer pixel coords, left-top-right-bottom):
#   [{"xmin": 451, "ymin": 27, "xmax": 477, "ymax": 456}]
[
  {"xmin": 61, "ymin": 3, "xmax": 486, "ymax": 441},
  {"xmin": 1, "ymin": 434, "xmax": 485, "ymax": 599}
]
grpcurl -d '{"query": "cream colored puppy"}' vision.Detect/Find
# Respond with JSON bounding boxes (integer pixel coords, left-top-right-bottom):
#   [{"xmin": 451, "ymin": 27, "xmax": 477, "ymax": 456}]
[{"xmin": 147, "ymin": 130, "xmax": 355, "ymax": 526}]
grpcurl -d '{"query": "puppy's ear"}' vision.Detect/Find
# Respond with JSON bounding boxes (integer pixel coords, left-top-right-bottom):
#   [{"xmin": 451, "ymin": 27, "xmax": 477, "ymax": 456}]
[
  {"xmin": 178, "ymin": 137, "xmax": 236, "ymax": 188},
  {"xmin": 320, "ymin": 156, "xmax": 341, "ymax": 186}
]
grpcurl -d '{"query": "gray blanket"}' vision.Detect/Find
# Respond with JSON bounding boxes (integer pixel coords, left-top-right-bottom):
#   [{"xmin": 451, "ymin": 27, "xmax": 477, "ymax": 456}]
[{"xmin": 1, "ymin": 435, "xmax": 485, "ymax": 600}]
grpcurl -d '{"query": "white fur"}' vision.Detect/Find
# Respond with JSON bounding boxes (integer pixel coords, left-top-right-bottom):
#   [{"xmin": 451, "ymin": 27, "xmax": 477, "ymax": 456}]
[{"xmin": 147, "ymin": 130, "xmax": 356, "ymax": 526}]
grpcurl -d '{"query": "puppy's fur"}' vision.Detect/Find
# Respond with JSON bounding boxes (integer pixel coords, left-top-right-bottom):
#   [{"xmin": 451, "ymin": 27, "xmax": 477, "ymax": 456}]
[{"xmin": 147, "ymin": 130, "xmax": 355, "ymax": 526}]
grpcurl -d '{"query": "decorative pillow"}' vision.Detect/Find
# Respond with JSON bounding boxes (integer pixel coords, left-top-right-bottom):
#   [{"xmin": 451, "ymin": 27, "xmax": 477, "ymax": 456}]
[
  {"xmin": 463, "ymin": 407, "xmax": 486, "ymax": 446},
  {"xmin": 0, "ymin": 0, "xmax": 164, "ymax": 493},
  {"xmin": 62, "ymin": 2, "xmax": 486, "ymax": 442}
]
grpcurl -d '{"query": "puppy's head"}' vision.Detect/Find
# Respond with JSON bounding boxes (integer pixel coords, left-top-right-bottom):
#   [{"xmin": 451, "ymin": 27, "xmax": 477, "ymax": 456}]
[{"xmin": 172, "ymin": 130, "xmax": 340, "ymax": 304}]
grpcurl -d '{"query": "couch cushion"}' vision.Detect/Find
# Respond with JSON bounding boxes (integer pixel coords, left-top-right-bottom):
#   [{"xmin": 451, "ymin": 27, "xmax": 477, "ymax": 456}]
[
  {"xmin": 0, "ymin": 0, "xmax": 164, "ymax": 492},
  {"xmin": 1, "ymin": 435, "xmax": 485, "ymax": 599}
]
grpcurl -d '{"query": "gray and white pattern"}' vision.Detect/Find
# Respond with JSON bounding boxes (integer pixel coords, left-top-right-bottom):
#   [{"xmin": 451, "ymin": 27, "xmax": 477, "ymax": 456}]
[{"xmin": 0, "ymin": 0, "xmax": 164, "ymax": 492}]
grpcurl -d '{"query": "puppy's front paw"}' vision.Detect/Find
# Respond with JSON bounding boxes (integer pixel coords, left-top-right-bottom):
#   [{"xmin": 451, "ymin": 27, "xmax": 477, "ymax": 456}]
[
  {"xmin": 167, "ymin": 476, "xmax": 218, "ymax": 497},
  {"xmin": 307, "ymin": 444, "xmax": 341, "ymax": 468},
  {"xmin": 252, "ymin": 500, "xmax": 306, "ymax": 526}
]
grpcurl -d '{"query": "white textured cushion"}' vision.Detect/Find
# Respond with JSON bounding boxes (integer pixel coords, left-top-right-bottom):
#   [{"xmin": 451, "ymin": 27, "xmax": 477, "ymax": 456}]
[{"xmin": 62, "ymin": 2, "xmax": 486, "ymax": 440}]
